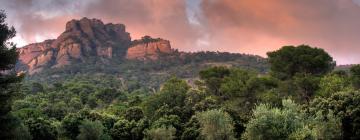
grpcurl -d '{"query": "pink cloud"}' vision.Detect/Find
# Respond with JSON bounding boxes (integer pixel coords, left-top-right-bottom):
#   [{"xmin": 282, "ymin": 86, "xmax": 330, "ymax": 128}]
[{"xmin": 1, "ymin": 0, "xmax": 360, "ymax": 64}]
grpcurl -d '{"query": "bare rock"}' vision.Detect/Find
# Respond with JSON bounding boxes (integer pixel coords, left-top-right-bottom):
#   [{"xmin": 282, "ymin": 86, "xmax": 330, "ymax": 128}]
[
  {"xmin": 17, "ymin": 17, "xmax": 131, "ymax": 74},
  {"xmin": 126, "ymin": 38, "xmax": 173, "ymax": 60},
  {"xmin": 18, "ymin": 40, "xmax": 54, "ymax": 64}
]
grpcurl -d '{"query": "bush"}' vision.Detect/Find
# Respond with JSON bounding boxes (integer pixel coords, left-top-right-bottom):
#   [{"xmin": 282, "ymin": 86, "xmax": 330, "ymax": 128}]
[
  {"xmin": 196, "ymin": 109, "xmax": 235, "ymax": 140},
  {"xmin": 243, "ymin": 99, "xmax": 341, "ymax": 140}
]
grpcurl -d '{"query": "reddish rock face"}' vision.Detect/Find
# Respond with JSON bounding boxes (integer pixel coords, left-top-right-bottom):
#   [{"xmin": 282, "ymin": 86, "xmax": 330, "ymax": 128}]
[
  {"xmin": 126, "ymin": 39, "xmax": 173, "ymax": 60},
  {"xmin": 18, "ymin": 40, "xmax": 54, "ymax": 64},
  {"xmin": 17, "ymin": 18, "xmax": 175, "ymax": 75},
  {"xmin": 17, "ymin": 17, "xmax": 131, "ymax": 74}
]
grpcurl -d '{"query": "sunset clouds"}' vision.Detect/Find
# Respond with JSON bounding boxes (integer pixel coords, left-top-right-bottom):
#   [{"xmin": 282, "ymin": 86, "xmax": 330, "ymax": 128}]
[{"xmin": 1, "ymin": 0, "xmax": 360, "ymax": 64}]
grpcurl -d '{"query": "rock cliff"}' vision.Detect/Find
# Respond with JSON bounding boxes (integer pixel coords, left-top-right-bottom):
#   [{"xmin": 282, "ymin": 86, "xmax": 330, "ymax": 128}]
[
  {"xmin": 126, "ymin": 38, "xmax": 173, "ymax": 60},
  {"xmin": 17, "ymin": 17, "xmax": 131, "ymax": 74},
  {"xmin": 17, "ymin": 18, "xmax": 175, "ymax": 74}
]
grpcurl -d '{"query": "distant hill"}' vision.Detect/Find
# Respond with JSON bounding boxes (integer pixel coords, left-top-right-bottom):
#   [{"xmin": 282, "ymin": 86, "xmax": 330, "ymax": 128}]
[
  {"xmin": 16, "ymin": 18, "xmax": 269, "ymax": 89},
  {"xmin": 335, "ymin": 64, "xmax": 356, "ymax": 71}
]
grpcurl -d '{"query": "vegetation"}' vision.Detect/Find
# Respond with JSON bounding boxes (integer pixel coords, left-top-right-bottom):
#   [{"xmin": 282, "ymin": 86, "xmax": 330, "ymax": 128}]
[
  {"xmin": 131, "ymin": 36, "xmax": 164, "ymax": 46},
  {"xmin": 24, "ymin": 46, "xmax": 268, "ymax": 90},
  {"xmin": 0, "ymin": 10, "xmax": 29, "ymax": 140},
  {"xmin": 196, "ymin": 109, "xmax": 235, "ymax": 140},
  {"xmin": 243, "ymin": 99, "xmax": 341, "ymax": 140},
  {"xmin": 1, "ymin": 10, "xmax": 360, "ymax": 140},
  {"xmin": 267, "ymin": 45, "xmax": 335, "ymax": 80}
]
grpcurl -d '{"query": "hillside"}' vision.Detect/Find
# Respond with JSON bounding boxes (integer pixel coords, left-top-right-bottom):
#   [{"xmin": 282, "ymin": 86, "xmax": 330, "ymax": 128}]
[{"xmin": 16, "ymin": 18, "xmax": 268, "ymax": 89}]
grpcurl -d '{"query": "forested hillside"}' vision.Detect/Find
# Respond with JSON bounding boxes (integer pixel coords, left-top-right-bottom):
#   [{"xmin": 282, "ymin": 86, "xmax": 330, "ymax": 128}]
[
  {"xmin": 15, "ymin": 17, "xmax": 267, "ymax": 89},
  {"xmin": 25, "ymin": 51, "xmax": 267, "ymax": 90}
]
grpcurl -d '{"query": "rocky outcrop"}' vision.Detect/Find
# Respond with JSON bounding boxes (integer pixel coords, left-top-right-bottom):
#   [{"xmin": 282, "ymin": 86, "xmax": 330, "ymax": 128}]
[
  {"xmin": 126, "ymin": 38, "xmax": 173, "ymax": 60},
  {"xmin": 17, "ymin": 17, "xmax": 131, "ymax": 74},
  {"xmin": 17, "ymin": 18, "xmax": 177, "ymax": 74},
  {"xmin": 18, "ymin": 40, "xmax": 54, "ymax": 64}
]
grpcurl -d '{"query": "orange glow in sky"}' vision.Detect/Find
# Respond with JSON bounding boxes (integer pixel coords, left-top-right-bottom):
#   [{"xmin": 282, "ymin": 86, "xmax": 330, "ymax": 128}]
[{"xmin": 2, "ymin": 0, "xmax": 360, "ymax": 64}]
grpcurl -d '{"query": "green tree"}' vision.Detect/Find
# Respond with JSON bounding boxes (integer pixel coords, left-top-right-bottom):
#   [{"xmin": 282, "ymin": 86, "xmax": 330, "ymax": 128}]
[
  {"xmin": 60, "ymin": 113, "xmax": 84, "ymax": 139},
  {"xmin": 181, "ymin": 116, "xmax": 201, "ymax": 140},
  {"xmin": 110, "ymin": 119, "xmax": 147, "ymax": 140},
  {"xmin": 220, "ymin": 68, "xmax": 278, "ymax": 103},
  {"xmin": 145, "ymin": 125, "xmax": 176, "ymax": 140},
  {"xmin": 43, "ymin": 101, "xmax": 68, "ymax": 120},
  {"xmin": 87, "ymin": 96, "xmax": 98, "ymax": 109},
  {"xmin": 350, "ymin": 65, "xmax": 360, "ymax": 89},
  {"xmin": 220, "ymin": 69, "xmax": 279, "ymax": 122},
  {"xmin": 243, "ymin": 99, "xmax": 341, "ymax": 140},
  {"xmin": 220, "ymin": 69, "xmax": 257, "ymax": 99},
  {"xmin": 152, "ymin": 105, "xmax": 185, "ymax": 122},
  {"xmin": 267, "ymin": 45, "xmax": 335, "ymax": 103},
  {"xmin": 317, "ymin": 73, "xmax": 351, "ymax": 97},
  {"xmin": 95, "ymin": 88, "xmax": 120, "ymax": 104},
  {"xmin": 13, "ymin": 108, "xmax": 43, "ymax": 121},
  {"xmin": 124, "ymin": 107, "xmax": 144, "ymax": 121},
  {"xmin": 0, "ymin": 10, "xmax": 25, "ymax": 140},
  {"xmin": 86, "ymin": 111, "xmax": 117, "ymax": 130},
  {"xmin": 309, "ymin": 90, "xmax": 360, "ymax": 139},
  {"xmin": 30, "ymin": 82, "xmax": 44, "ymax": 94},
  {"xmin": 25, "ymin": 117, "xmax": 57, "ymax": 140},
  {"xmin": 69, "ymin": 97, "xmax": 83, "ymax": 111},
  {"xmin": 77, "ymin": 120, "xmax": 110, "ymax": 140},
  {"xmin": 223, "ymin": 109, "xmax": 247, "ymax": 139},
  {"xmin": 143, "ymin": 77, "xmax": 190, "ymax": 119},
  {"xmin": 289, "ymin": 111, "xmax": 341, "ymax": 140},
  {"xmin": 1, "ymin": 113, "xmax": 32, "ymax": 140},
  {"xmin": 151, "ymin": 115, "xmax": 182, "ymax": 138},
  {"xmin": 196, "ymin": 109, "xmax": 235, "ymax": 140},
  {"xmin": 110, "ymin": 119, "xmax": 132, "ymax": 139},
  {"xmin": 185, "ymin": 89, "xmax": 219, "ymax": 112},
  {"xmin": 293, "ymin": 73, "xmax": 320, "ymax": 103},
  {"xmin": 267, "ymin": 45, "xmax": 335, "ymax": 80},
  {"xmin": 12, "ymin": 121, "xmax": 32, "ymax": 140},
  {"xmin": 199, "ymin": 66, "xmax": 230, "ymax": 96}
]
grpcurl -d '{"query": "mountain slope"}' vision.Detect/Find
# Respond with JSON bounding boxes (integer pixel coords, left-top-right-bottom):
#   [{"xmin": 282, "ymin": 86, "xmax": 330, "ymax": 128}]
[{"xmin": 16, "ymin": 18, "xmax": 268, "ymax": 89}]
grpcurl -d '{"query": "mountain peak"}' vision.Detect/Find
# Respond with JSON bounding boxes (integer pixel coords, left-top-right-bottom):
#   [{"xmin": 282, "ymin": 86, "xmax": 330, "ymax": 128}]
[
  {"xmin": 61, "ymin": 17, "xmax": 130, "ymax": 44},
  {"xmin": 17, "ymin": 18, "xmax": 174, "ymax": 74},
  {"xmin": 65, "ymin": 17, "xmax": 104, "ymax": 31},
  {"xmin": 17, "ymin": 18, "xmax": 132, "ymax": 74}
]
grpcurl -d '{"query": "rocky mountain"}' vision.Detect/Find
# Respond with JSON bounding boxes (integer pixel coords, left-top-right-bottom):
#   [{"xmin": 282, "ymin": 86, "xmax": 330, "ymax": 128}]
[
  {"xmin": 16, "ymin": 18, "xmax": 268, "ymax": 89},
  {"xmin": 17, "ymin": 18, "xmax": 175, "ymax": 74},
  {"xmin": 126, "ymin": 37, "xmax": 173, "ymax": 60}
]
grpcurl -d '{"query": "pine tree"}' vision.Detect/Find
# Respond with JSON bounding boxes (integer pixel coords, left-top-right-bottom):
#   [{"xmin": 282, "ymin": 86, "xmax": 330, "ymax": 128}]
[{"xmin": 0, "ymin": 10, "xmax": 27, "ymax": 139}]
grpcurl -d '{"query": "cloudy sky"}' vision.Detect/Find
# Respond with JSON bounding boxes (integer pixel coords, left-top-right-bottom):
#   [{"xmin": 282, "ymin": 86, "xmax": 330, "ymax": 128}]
[{"xmin": 1, "ymin": 0, "xmax": 360, "ymax": 64}]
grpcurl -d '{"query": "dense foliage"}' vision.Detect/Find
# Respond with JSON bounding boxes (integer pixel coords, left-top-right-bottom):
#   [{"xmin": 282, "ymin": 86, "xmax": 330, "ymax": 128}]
[
  {"xmin": 267, "ymin": 45, "xmax": 335, "ymax": 80},
  {"xmin": 0, "ymin": 10, "xmax": 29, "ymax": 140},
  {"xmin": 243, "ymin": 99, "xmax": 341, "ymax": 140}
]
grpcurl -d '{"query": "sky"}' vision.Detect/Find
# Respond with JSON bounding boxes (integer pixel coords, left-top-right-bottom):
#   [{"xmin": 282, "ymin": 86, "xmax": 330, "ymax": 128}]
[{"xmin": 1, "ymin": 0, "xmax": 360, "ymax": 64}]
